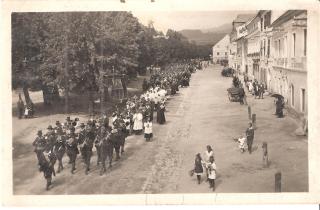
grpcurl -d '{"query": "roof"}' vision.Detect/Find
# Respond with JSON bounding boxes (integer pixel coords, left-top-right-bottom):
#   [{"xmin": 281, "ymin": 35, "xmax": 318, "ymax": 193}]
[
  {"xmin": 233, "ymin": 14, "xmax": 256, "ymax": 23},
  {"xmin": 271, "ymin": 10, "xmax": 306, "ymax": 27}
]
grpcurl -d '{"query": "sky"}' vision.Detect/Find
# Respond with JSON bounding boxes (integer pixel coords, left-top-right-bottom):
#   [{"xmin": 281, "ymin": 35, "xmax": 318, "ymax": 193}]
[{"xmin": 132, "ymin": 11, "xmax": 257, "ymax": 33}]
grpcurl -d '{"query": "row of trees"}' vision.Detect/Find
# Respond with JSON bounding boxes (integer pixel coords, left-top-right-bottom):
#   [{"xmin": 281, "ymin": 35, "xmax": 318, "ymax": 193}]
[{"xmin": 12, "ymin": 12, "xmax": 211, "ymax": 114}]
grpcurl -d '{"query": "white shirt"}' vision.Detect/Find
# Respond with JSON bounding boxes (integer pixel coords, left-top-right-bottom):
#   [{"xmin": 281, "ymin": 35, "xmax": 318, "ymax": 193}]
[
  {"xmin": 205, "ymin": 150, "xmax": 214, "ymax": 162},
  {"xmin": 144, "ymin": 122, "xmax": 152, "ymax": 134}
]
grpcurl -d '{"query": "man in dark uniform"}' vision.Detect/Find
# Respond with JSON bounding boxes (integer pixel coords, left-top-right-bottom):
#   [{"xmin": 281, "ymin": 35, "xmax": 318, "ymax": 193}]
[
  {"xmin": 246, "ymin": 122, "xmax": 255, "ymax": 154},
  {"xmin": 66, "ymin": 127, "xmax": 79, "ymax": 174},
  {"xmin": 32, "ymin": 130, "xmax": 47, "ymax": 165},
  {"xmin": 39, "ymin": 160, "xmax": 56, "ymax": 191},
  {"xmin": 82, "ymin": 124, "xmax": 95, "ymax": 174},
  {"xmin": 45, "ymin": 125, "xmax": 56, "ymax": 152},
  {"xmin": 110, "ymin": 128, "xmax": 121, "ymax": 161}
]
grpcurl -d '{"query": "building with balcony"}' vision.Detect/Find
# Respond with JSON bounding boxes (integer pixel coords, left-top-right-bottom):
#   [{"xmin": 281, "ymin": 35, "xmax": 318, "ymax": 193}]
[
  {"xmin": 270, "ymin": 10, "xmax": 307, "ymax": 118},
  {"xmin": 230, "ymin": 14, "xmax": 255, "ymax": 73},
  {"xmin": 245, "ymin": 12, "xmax": 262, "ymax": 81},
  {"xmin": 212, "ymin": 34, "xmax": 230, "ymax": 64}
]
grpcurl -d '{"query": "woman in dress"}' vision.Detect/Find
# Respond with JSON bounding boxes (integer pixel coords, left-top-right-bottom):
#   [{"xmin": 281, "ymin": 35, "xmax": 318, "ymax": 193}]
[
  {"xmin": 143, "ymin": 117, "xmax": 153, "ymax": 142},
  {"xmin": 157, "ymin": 102, "xmax": 166, "ymax": 124},
  {"xmin": 194, "ymin": 153, "xmax": 204, "ymax": 184}
]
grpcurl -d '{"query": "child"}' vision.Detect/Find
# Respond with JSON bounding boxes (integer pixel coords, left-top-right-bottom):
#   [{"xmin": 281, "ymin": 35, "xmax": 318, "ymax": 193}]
[
  {"xmin": 194, "ymin": 153, "xmax": 204, "ymax": 184},
  {"xmin": 238, "ymin": 135, "xmax": 246, "ymax": 153},
  {"xmin": 206, "ymin": 156, "xmax": 217, "ymax": 191},
  {"xmin": 144, "ymin": 117, "xmax": 153, "ymax": 142}
]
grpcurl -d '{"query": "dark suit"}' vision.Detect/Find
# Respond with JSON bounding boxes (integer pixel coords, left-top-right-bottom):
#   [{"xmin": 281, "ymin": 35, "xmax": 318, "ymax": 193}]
[{"xmin": 246, "ymin": 127, "xmax": 254, "ymax": 153}]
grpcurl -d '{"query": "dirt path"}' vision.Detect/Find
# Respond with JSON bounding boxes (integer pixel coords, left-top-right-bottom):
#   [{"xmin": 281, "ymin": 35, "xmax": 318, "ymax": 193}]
[{"xmin": 12, "ymin": 64, "xmax": 308, "ymax": 194}]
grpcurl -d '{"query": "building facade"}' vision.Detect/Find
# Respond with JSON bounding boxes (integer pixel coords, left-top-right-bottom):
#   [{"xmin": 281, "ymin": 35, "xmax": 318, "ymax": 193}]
[
  {"xmin": 225, "ymin": 10, "xmax": 307, "ymax": 121},
  {"xmin": 245, "ymin": 12, "xmax": 261, "ymax": 81},
  {"xmin": 230, "ymin": 14, "xmax": 255, "ymax": 72},
  {"xmin": 270, "ymin": 10, "xmax": 307, "ymax": 118},
  {"xmin": 212, "ymin": 34, "xmax": 230, "ymax": 64}
]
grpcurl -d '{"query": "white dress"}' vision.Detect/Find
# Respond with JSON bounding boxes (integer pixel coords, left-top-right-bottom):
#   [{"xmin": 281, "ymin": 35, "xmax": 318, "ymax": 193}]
[
  {"xmin": 133, "ymin": 113, "xmax": 143, "ymax": 131},
  {"xmin": 238, "ymin": 137, "xmax": 246, "ymax": 150},
  {"xmin": 207, "ymin": 162, "xmax": 217, "ymax": 180}
]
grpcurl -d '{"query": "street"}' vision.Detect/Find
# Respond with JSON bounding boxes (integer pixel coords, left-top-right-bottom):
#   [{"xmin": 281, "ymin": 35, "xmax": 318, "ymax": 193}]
[{"xmin": 13, "ymin": 64, "xmax": 308, "ymax": 194}]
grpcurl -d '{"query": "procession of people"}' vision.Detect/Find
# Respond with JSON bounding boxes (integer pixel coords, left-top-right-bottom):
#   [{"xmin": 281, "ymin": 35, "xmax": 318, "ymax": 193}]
[{"xmin": 30, "ymin": 60, "xmax": 203, "ymax": 191}]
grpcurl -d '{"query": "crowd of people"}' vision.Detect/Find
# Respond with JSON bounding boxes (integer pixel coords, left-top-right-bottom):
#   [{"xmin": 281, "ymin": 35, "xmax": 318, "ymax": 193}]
[
  {"xmin": 244, "ymin": 75, "xmax": 266, "ymax": 99},
  {"xmin": 31, "ymin": 60, "xmax": 203, "ymax": 191}
]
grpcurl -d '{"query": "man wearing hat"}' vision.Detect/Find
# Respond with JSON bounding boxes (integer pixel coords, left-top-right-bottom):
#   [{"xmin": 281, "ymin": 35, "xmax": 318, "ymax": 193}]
[
  {"xmin": 66, "ymin": 126, "xmax": 79, "ymax": 174},
  {"xmin": 32, "ymin": 130, "xmax": 47, "ymax": 165},
  {"xmin": 246, "ymin": 122, "xmax": 255, "ymax": 154},
  {"xmin": 45, "ymin": 125, "xmax": 56, "ymax": 153},
  {"xmin": 82, "ymin": 124, "xmax": 95, "ymax": 174}
]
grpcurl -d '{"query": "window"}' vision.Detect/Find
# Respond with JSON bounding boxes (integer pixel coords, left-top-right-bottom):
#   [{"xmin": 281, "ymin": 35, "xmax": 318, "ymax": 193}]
[
  {"xmin": 217, "ymin": 52, "xmax": 219, "ymax": 56},
  {"xmin": 291, "ymin": 85, "xmax": 295, "ymax": 107},
  {"xmin": 304, "ymin": 29, "xmax": 307, "ymax": 56},
  {"xmin": 284, "ymin": 36, "xmax": 287, "ymax": 57},
  {"xmin": 301, "ymin": 88, "xmax": 306, "ymax": 112},
  {"xmin": 267, "ymin": 39, "xmax": 270, "ymax": 57},
  {"xmin": 278, "ymin": 39, "xmax": 281, "ymax": 57},
  {"xmin": 263, "ymin": 39, "xmax": 266, "ymax": 56},
  {"xmin": 293, "ymin": 33, "xmax": 296, "ymax": 57},
  {"xmin": 264, "ymin": 12, "xmax": 271, "ymax": 29}
]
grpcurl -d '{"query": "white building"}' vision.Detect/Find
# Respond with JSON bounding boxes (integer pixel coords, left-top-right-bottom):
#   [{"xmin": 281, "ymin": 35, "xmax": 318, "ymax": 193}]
[
  {"xmin": 270, "ymin": 10, "xmax": 307, "ymax": 118},
  {"xmin": 212, "ymin": 34, "xmax": 230, "ymax": 64}
]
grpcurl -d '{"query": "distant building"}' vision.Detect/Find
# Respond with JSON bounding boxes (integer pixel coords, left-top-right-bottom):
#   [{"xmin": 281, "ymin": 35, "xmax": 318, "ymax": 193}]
[{"xmin": 212, "ymin": 34, "xmax": 230, "ymax": 65}]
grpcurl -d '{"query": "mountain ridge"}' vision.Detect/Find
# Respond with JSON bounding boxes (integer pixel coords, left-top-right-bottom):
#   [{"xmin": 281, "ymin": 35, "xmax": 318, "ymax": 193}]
[{"xmin": 179, "ymin": 23, "xmax": 232, "ymax": 46}]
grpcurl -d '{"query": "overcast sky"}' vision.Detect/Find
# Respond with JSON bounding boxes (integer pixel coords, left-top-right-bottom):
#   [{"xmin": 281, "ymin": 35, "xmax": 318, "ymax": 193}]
[{"xmin": 132, "ymin": 11, "xmax": 256, "ymax": 33}]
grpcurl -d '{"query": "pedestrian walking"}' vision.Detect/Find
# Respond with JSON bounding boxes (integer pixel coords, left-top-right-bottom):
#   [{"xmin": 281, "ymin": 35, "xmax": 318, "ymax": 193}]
[
  {"xmin": 275, "ymin": 98, "xmax": 284, "ymax": 118},
  {"xmin": 239, "ymin": 86, "xmax": 245, "ymax": 105},
  {"xmin": 259, "ymin": 83, "xmax": 265, "ymax": 99},
  {"xmin": 204, "ymin": 145, "xmax": 214, "ymax": 181},
  {"xmin": 33, "ymin": 130, "xmax": 47, "ymax": 165},
  {"xmin": 17, "ymin": 93, "xmax": 24, "ymax": 119},
  {"xmin": 144, "ymin": 117, "xmax": 153, "ymax": 142},
  {"xmin": 66, "ymin": 127, "xmax": 79, "ymax": 174},
  {"xmin": 39, "ymin": 160, "xmax": 56, "ymax": 191},
  {"xmin": 157, "ymin": 102, "xmax": 166, "ymax": 124},
  {"xmin": 194, "ymin": 153, "xmax": 204, "ymax": 184},
  {"xmin": 206, "ymin": 156, "xmax": 217, "ymax": 191},
  {"xmin": 246, "ymin": 122, "xmax": 255, "ymax": 154}
]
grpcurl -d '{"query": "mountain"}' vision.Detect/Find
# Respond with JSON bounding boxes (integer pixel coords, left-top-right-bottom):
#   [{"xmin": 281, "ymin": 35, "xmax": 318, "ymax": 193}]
[{"xmin": 179, "ymin": 23, "xmax": 232, "ymax": 46}]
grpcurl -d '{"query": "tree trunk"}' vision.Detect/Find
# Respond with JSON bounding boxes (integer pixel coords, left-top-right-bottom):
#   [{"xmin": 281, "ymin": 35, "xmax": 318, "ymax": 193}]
[
  {"xmin": 65, "ymin": 87, "xmax": 69, "ymax": 114},
  {"xmin": 100, "ymin": 86, "xmax": 106, "ymax": 115},
  {"xmin": 121, "ymin": 77, "xmax": 127, "ymax": 98},
  {"xmin": 42, "ymin": 86, "xmax": 50, "ymax": 106},
  {"xmin": 23, "ymin": 85, "xmax": 33, "ymax": 106},
  {"xmin": 88, "ymin": 90, "xmax": 94, "ymax": 116}
]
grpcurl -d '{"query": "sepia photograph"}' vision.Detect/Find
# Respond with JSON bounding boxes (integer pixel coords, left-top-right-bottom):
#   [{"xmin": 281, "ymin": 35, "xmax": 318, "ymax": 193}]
[{"xmin": 1, "ymin": 0, "xmax": 320, "ymax": 206}]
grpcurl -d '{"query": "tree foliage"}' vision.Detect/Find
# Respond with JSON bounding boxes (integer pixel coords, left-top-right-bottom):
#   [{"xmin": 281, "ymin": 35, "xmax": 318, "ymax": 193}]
[{"xmin": 11, "ymin": 12, "xmax": 211, "ymax": 109}]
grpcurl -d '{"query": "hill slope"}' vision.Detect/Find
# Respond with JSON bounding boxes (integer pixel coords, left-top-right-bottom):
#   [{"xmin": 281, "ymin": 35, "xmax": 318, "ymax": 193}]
[{"xmin": 179, "ymin": 23, "xmax": 232, "ymax": 46}]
